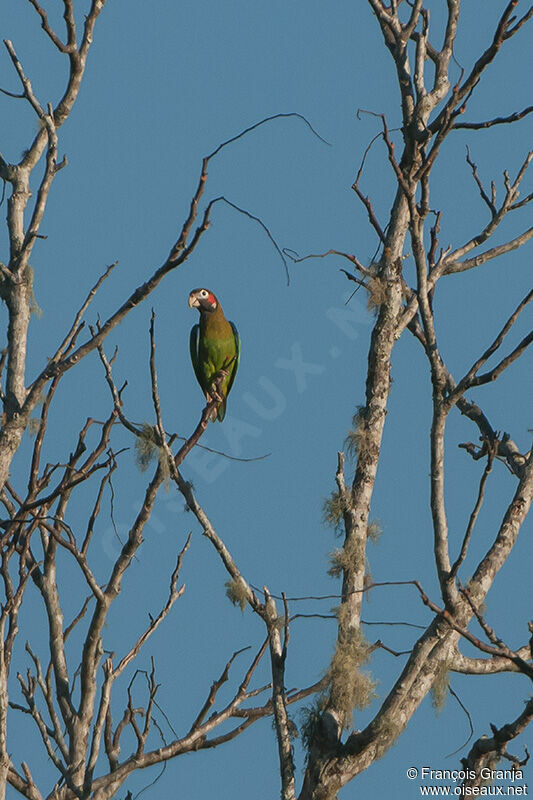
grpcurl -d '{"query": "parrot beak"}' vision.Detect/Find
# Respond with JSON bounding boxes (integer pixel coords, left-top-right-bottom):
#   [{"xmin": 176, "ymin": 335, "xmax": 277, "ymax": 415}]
[{"xmin": 188, "ymin": 293, "xmax": 200, "ymax": 309}]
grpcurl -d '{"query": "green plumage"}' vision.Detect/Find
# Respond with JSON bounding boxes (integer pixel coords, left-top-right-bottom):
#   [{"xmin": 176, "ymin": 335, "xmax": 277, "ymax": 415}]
[{"xmin": 189, "ymin": 292, "xmax": 240, "ymax": 422}]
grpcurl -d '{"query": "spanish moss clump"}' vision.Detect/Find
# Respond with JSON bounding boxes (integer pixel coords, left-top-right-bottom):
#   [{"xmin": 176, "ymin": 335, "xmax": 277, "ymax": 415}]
[
  {"xmin": 272, "ymin": 614, "xmax": 287, "ymax": 631},
  {"xmin": 363, "ymin": 563, "xmax": 374, "ymax": 601},
  {"xmin": 345, "ymin": 406, "xmax": 368, "ymax": 459},
  {"xmin": 430, "ymin": 662, "xmax": 450, "ymax": 713},
  {"xmin": 327, "ymin": 624, "xmax": 377, "ymax": 727},
  {"xmin": 27, "ymin": 417, "xmax": 41, "ymax": 436},
  {"xmin": 225, "ymin": 578, "xmax": 248, "ymax": 613},
  {"xmin": 157, "ymin": 446, "xmax": 171, "ymax": 490},
  {"xmin": 35, "ymin": 389, "xmax": 47, "ymax": 407},
  {"xmin": 30, "ymin": 291, "xmax": 42, "ymax": 318},
  {"xmin": 134, "ymin": 425, "xmax": 170, "ymax": 485},
  {"xmin": 300, "ymin": 699, "xmax": 326, "ymax": 754},
  {"xmin": 367, "ymin": 519, "xmax": 382, "ymax": 544},
  {"xmin": 134, "ymin": 424, "xmax": 159, "ymax": 473},
  {"xmin": 322, "ymin": 489, "xmax": 345, "ymax": 534},
  {"xmin": 287, "ymin": 716, "xmax": 299, "ymax": 740},
  {"xmin": 25, "ymin": 266, "xmax": 42, "ymax": 318},
  {"xmin": 301, "ymin": 628, "xmax": 377, "ymax": 748},
  {"xmin": 328, "ymin": 548, "xmax": 346, "ymax": 578},
  {"xmin": 328, "ymin": 534, "xmax": 360, "ymax": 578},
  {"xmin": 366, "ymin": 275, "xmax": 388, "ymax": 312}
]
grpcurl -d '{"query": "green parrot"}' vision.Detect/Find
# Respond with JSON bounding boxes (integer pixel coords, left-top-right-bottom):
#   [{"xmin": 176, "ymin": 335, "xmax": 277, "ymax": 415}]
[{"xmin": 188, "ymin": 288, "xmax": 240, "ymax": 422}]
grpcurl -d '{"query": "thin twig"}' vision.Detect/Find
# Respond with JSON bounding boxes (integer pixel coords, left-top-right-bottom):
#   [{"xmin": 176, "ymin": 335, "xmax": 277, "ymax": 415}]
[
  {"xmin": 454, "ymin": 105, "xmax": 533, "ymax": 130},
  {"xmin": 449, "ymin": 443, "xmax": 495, "ymax": 581}
]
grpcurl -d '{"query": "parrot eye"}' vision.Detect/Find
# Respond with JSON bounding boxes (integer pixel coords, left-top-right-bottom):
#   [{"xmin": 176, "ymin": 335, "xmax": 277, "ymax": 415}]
[{"xmin": 200, "ymin": 290, "xmax": 208, "ymax": 298}]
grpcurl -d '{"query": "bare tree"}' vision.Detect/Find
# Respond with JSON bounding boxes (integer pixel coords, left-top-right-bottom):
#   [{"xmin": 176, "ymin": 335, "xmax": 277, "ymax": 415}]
[
  {"xmin": 0, "ymin": 2, "xmax": 532, "ymax": 800},
  {"xmin": 293, "ymin": 3, "xmax": 533, "ymax": 799}
]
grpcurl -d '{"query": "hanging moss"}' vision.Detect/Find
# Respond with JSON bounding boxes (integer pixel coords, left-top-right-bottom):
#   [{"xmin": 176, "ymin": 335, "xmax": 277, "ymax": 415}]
[
  {"xmin": 225, "ymin": 578, "xmax": 248, "ymax": 613},
  {"xmin": 430, "ymin": 661, "xmax": 450, "ymax": 714},
  {"xmin": 134, "ymin": 424, "xmax": 159, "ymax": 473},
  {"xmin": 301, "ymin": 626, "xmax": 378, "ymax": 750},
  {"xmin": 133, "ymin": 424, "xmax": 172, "ymax": 487},
  {"xmin": 363, "ymin": 562, "xmax": 374, "ymax": 601},
  {"xmin": 27, "ymin": 417, "xmax": 41, "ymax": 436},
  {"xmin": 35, "ymin": 389, "xmax": 47, "ymax": 407},
  {"xmin": 300, "ymin": 699, "xmax": 326, "ymax": 754},
  {"xmin": 24, "ymin": 265, "xmax": 42, "ymax": 318},
  {"xmin": 345, "ymin": 406, "xmax": 368, "ymax": 459},
  {"xmin": 366, "ymin": 275, "xmax": 388, "ymax": 312},
  {"xmin": 328, "ymin": 548, "xmax": 345, "ymax": 578},
  {"xmin": 322, "ymin": 489, "xmax": 345, "ymax": 534},
  {"xmin": 30, "ymin": 291, "xmax": 42, "ymax": 318},
  {"xmin": 157, "ymin": 446, "xmax": 171, "ymax": 490},
  {"xmin": 328, "ymin": 534, "xmax": 360, "ymax": 578},
  {"xmin": 367, "ymin": 518, "xmax": 383, "ymax": 544},
  {"xmin": 272, "ymin": 614, "xmax": 287, "ymax": 631},
  {"xmin": 326, "ymin": 622, "xmax": 378, "ymax": 727}
]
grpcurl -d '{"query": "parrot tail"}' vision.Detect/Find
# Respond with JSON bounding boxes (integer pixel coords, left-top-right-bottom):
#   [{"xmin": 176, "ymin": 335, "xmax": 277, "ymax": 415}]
[{"xmin": 216, "ymin": 399, "xmax": 227, "ymax": 422}]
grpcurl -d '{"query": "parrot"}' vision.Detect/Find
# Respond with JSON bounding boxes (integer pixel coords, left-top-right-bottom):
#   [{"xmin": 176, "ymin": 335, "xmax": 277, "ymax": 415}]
[{"xmin": 188, "ymin": 288, "xmax": 240, "ymax": 422}]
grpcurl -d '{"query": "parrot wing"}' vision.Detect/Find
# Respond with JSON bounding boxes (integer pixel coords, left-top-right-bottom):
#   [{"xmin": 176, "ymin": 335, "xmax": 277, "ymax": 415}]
[
  {"xmin": 225, "ymin": 321, "xmax": 241, "ymax": 398},
  {"xmin": 189, "ymin": 324, "xmax": 207, "ymax": 395},
  {"xmin": 216, "ymin": 322, "xmax": 240, "ymax": 422}
]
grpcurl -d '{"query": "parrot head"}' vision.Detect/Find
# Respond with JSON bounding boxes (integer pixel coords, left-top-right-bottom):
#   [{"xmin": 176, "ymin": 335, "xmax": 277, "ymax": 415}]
[{"xmin": 188, "ymin": 288, "xmax": 218, "ymax": 313}]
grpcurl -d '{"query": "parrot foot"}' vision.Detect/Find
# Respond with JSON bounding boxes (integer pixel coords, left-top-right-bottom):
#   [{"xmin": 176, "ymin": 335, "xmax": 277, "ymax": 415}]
[
  {"xmin": 210, "ymin": 388, "xmax": 225, "ymax": 404},
  {"xmin": 209, "ymin": 367, "xmax": 230, "ymax": 403}
]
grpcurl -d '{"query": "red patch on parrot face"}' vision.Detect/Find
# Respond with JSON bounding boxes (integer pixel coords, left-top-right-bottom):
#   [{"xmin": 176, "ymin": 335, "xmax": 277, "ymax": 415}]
[{"xmin": 190, "ymin": 288, "xmax": 218, "ymax": 311}]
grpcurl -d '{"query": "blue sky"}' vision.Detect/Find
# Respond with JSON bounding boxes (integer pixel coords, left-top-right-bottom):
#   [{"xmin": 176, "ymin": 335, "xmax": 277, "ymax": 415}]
[{"xmin": 1, "ymin": 2, "xmax": 532, "ymax": 798}]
